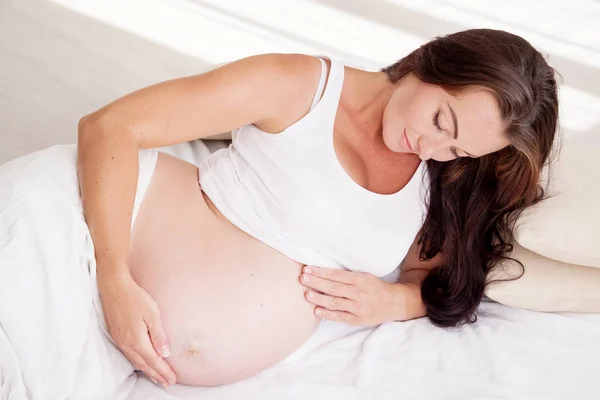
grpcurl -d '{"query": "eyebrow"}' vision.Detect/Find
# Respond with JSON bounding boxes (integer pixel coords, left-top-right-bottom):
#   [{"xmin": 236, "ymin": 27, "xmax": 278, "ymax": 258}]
[
  {"xmin": 447, "ymin": 102, "xmax": 477, "ymax": 158},
  {"xmin": 447, "ymin": 101, "xmax": 458, "ymax": 140}
]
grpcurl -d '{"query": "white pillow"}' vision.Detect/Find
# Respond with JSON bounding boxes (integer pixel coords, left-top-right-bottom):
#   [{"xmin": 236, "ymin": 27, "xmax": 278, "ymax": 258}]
[
  {"xmin": 514, "ymin": 141, "xmax": 600, "ymax": 268},
  {"xmin": 485, "ymin": 243, "xmax": 600, "ymax": 312}
]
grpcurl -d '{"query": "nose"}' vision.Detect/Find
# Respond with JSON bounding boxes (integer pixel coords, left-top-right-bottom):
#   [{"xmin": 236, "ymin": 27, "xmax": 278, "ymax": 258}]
[{"xmin": 417, "ymin": 135, "xmax": 450, "ymax": 161}]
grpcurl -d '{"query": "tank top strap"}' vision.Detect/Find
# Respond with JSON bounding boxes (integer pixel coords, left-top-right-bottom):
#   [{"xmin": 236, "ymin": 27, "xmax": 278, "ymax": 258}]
[
  {"xmin": 309, "ymin": 57, "xmax": 328, "ymax": 111},
  {"xmin": 293, "ymin": 55, "xmax": 344, "ymax": 134},
  {"xmin": 317, "ymin": 55, "xmax": 345, "ymax": 115},
  {"xmin": 260, "ymin": 55, "xmax": 344, "ymax": 142}
]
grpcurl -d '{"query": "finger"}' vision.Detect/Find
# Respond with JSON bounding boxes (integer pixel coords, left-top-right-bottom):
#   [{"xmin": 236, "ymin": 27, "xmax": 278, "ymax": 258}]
[
  {"xmin": 137, "ymin": 332, "xmax": 177, "ymax": 386},
  {"xmin": 300, "ymin": 274, "xmax": 356, "ymax": 298},
  {"xmin": 146, "ymin": 313, "xmax": 171, "ymax": 359},
  {"xmin": 128, "ymin": 351, "xmax": 169, "ymax": 388},
  {"xmin": 139, "ymin": 343, "xmax": 177, "ymax": 386},
  {"xmin": 315, "ymin": 307, "xmax": 358, "ymax": 324},
  {"xmin": 303, "ymin": 266, "xmax": 358, "ymax": 284},
  {"xmin": 145, "ymin": 314, "xmax": 177, "ymax": 383},
  {"xmin": 305, "ymin": 290, "xmax": 358, "ymax": 314}
]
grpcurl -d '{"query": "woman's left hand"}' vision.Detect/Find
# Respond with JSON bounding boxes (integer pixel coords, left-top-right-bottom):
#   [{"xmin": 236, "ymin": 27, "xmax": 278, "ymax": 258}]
[{"xmin": 300, "ymin": 266, "xmax": 404, "ymax": 327}]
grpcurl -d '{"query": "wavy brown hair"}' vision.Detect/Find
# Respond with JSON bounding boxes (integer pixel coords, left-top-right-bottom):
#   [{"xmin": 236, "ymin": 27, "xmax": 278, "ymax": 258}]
[{"xmin": 382, "ymin": 29, "xmax": 560, "ymax": 327}]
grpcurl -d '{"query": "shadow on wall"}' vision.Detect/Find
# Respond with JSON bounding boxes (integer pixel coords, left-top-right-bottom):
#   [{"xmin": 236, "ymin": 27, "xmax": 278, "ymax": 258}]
[
  {"xmin": 1, "ymin": 0, "xmax": 599, "ymax": 163},
  {"xmin": 314, "ymin": 0, "xmax": 600, "ymax": 96},
  {"xmin": 0, "ymin": 0, "xmax": 213, "ymax": 164}
]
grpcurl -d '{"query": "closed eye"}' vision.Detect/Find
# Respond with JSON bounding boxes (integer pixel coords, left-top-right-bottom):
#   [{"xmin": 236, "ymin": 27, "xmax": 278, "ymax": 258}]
[
  {"xmin": 435, "ymin": 110, "xmax": 461, "ymax": 158},
  {"xmin": 433, "ymin": 110, "xmax": 444, "ymax": 133}
]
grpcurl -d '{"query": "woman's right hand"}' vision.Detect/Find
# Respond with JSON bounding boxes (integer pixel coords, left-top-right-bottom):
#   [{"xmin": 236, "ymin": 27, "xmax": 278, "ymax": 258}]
[{"xmin": 97, "ymin": 271, "xmax": 177, "ymax": 387}]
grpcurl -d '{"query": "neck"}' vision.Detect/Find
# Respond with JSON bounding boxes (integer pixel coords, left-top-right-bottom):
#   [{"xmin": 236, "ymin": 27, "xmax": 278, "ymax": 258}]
[{"xmin": 343, "ymin": 69, "xmax": 396, "ymax": 138}]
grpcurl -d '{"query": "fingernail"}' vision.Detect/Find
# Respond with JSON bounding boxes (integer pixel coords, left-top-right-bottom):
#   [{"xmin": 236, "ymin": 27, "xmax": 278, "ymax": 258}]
[
  {"xmin": 159, "ymin": 345, "xmax": 170, "ymax": 358},
  {"xmin": 150, "ymin": 378, "xmax": 158, "ymax": 385},
  {"xmin": 315, "ymin": 308, "xmax": 323, "ymax": 316},
  {"xmin": 302, "ymin": 275, "xmax": 310, "ymax": 283},
  {"xmin": 307, "ymin": 291, "xmax": 315, "ymax": 299},
  {"xmin": 304, "ymin": 266, "xmax": 313, "ymax": 274},
  {"xmin": 161, "ymin": 382, "xmax": 169, "ymax": 390}
]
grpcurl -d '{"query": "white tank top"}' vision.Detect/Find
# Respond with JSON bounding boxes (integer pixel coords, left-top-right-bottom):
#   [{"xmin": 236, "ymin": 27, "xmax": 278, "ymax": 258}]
[{"xmin": 199, "ymin": 56, "xmax": 428, "ymax": 277}]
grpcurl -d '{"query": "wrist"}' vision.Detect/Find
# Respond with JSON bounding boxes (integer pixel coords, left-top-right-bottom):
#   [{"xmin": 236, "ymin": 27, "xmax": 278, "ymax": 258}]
[
  {"xmin": 96, "ymin": 261, "xmax": 133, "ymax": 287},
  {"xmin": 386, "ymin": 282, "xmax": 409, "ymax": 322},
  {"xmin": 391, "ymin": 282, "xmax": 425, "ymax": 322}
]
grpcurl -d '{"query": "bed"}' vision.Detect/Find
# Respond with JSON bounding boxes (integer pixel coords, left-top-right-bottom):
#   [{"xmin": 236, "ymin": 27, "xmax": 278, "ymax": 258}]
[
  {"xmin": 2, "ymin": 1, "xmax": 599, "ymax": 398},
  {"xmin": 0, "ymin": 139, "xmax": 599, "ymax": 400},
  {"xmin": 121, "ymin": 141, "xmax": 600, "ymax": 400},
  {"xmin": 129, "ymin": 298, "xmax": 600, "ymax": 399}
]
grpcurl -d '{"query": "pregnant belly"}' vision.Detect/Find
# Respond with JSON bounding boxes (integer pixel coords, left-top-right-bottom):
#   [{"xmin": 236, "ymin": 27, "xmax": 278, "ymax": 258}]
[{"xmin": 128, "ymin": 153, "xmax": 319, "ymax": 386}]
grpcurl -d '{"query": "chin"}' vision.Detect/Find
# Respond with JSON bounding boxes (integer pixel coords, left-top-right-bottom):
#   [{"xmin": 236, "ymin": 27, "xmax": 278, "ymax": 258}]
[{"xmin": 382, "ymin": 131, "xmax": 404, "ymax": 153}]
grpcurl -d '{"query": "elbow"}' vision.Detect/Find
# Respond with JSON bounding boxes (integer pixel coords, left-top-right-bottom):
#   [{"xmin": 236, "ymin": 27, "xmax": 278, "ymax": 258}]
[
  {"xmin": 76, "ymin": 114, "xmax": 94, "ymax": 177},
  {"xmin": 77, "ymin": 112, "xmax": 99, "ymax": 148},
  {"xmin": 77, "ymin": 113, "xmax": 100, "ymax": 172},
  {"xmin": 76, "ymin": 110, "xmax": 139, "ymax": 172},
  {"xmin": 76, "ymin": 111, "xmax": 115, "ymax": 175},
  {"xmin": 78, "ymin": 113, "xmax": 91, "ymax": 134},
  {"xmin": 78, "ymin": 110, "xmax": 138, "ymax": 148},
  {"xmin": 77, "ymin": 111, "xmax": 105, "ymax": 143},
  {"xmin": 77, "ymin": 110, "xmax": 133, "ymax": 148}
]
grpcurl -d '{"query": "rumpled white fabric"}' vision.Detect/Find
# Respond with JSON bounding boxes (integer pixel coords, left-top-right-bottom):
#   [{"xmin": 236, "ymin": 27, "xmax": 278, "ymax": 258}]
[
  {"xmin": 129, "ymin": 302, "xmax": 600, "ymax": 400},
  {"xmin": 0, "ymin": 145, "xmax": 136, "ymax": 399},
  {"xmin": 131, "ymin": 143, "xmax": 600, "ymax": 400},
  {"xmin": 3, "ymin": 142, "xmax": 600, "ymax": 400},
  {"xmin": 0, "ymin": 140, "xmax": 226, "ymax": 399}
]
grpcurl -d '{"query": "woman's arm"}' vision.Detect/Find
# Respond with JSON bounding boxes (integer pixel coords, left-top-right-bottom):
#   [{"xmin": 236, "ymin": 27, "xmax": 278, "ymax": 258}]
[
  {"xmin": 395, "ymin": 233, "xmax": 444, "ymax": 321},
  {"xmin": 300, "ymin": 233, "xmax": 443, "ymax": 325},
  {"xmin": 77, "ymin": 53, "xmax": 322, "ymax": 277},
  {"xmin": 77, "ymin": 53, "xmax": 325, "ymax": 386}
]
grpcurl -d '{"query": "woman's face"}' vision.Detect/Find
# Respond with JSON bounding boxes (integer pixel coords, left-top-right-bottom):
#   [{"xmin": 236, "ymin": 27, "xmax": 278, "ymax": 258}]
[{"xmin": 382, "ymin": 74, "xmax": 509, "ymax": 161}]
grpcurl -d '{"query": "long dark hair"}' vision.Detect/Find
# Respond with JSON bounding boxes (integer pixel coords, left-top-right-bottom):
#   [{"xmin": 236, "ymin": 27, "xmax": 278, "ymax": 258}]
[{"xmin": 382, "ymin": 29, "xmax": 559, "ymax": 327}]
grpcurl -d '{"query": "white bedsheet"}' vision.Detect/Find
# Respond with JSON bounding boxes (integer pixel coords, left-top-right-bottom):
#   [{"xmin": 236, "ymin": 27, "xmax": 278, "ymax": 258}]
[
  {"xmin": 130, "ymin": 143, "xmax": 600, "ymax": 400},
  {"xmin": 0, "ymin": 140, "xmax": 228, "ymax": 399},
  {"xmin": 128, "ymin": 302, "xmax": 600, "ymax": 400},
  {"xmin": 0, "ymin": 145, "xmax": 137, "ymax": 399},
  {"xmin": 2, "ymin": 141, "xmax": 599, "ymax": 399}
]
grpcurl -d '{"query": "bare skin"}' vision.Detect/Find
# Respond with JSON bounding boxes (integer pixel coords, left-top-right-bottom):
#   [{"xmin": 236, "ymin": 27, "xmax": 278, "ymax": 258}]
[
  {"xmin": 128, "ymin": 153, "xmax": 319, "ymax": 385},
  {"xmin": 77, "ymin": 53, "xmax": 506, "ymax": 387}
]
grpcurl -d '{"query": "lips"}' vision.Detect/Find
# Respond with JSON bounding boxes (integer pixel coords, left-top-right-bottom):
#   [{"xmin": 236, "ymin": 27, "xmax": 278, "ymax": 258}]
[{"xmin": 403, "ymin": 128, "xmax": 414, "ymax": 152}]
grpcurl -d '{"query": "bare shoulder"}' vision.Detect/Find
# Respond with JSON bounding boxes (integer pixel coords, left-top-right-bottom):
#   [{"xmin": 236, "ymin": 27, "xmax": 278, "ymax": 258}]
[
  {"xmin": 80, "ymin": 53, "xmax": 326, "ymax": 148},
  {"xmin": 220, "ymin": 52, "xmax": 321, "ymax": 80},
  {"xmin": 249, "ymin": 53, "xmax": 327, "ymax": 133}
]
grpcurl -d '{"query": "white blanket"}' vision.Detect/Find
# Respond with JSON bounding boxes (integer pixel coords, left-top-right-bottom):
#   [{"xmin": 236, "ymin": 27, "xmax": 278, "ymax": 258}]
[
  {"xmin": 2, "ymin": 143, "xmax": 600, "ymax": 399},
  {"xmin": 0, "ymin": 139, "xmax": 228, "ymax": 399},
  {"xmin": 131, "ymin": 144, "xmax": 600, "ymax": 400},
  {"xmin": 0, "ymin": 145, "xmax": 137, "ymax": 399},
  {"xmin": 129, "ymin": 302, "xmax": 600, "ymax": 400}
]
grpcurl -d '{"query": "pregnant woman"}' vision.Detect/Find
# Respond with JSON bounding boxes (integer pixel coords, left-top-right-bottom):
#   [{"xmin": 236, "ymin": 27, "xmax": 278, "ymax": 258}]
[{"xmin": 0, "ymin": 29, "xmax": 558, "ymax": 396}]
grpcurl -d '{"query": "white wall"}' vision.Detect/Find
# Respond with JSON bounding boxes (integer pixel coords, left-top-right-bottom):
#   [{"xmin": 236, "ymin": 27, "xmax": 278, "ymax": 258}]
[{"xmin": 1, "ymin": 0, "xmax": 598, "ymax": 164}]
